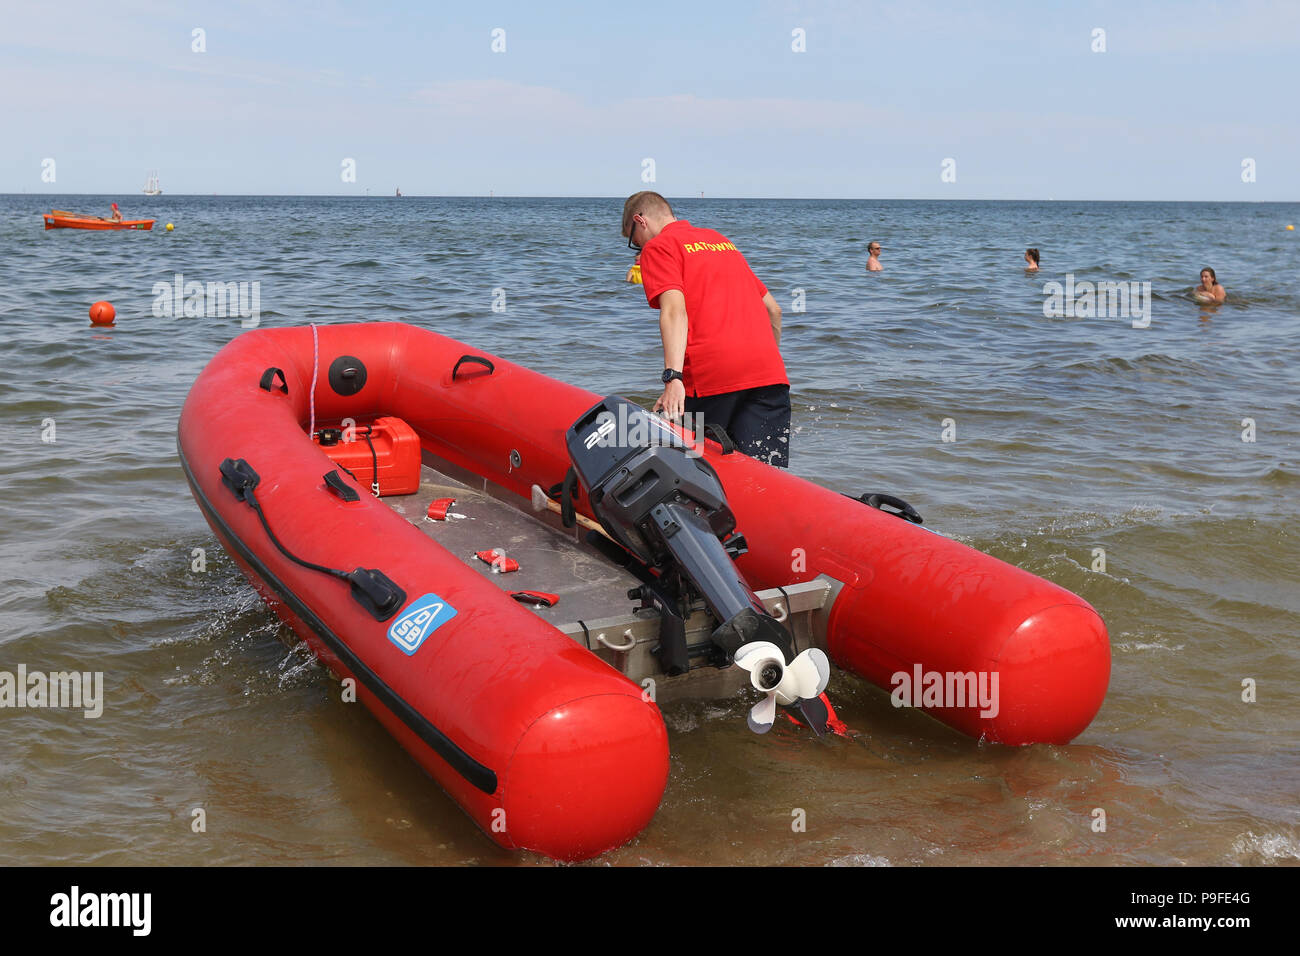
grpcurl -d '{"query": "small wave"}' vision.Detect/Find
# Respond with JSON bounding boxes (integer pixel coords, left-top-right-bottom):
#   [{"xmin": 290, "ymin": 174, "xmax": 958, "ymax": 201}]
[
  {"xmin": 1059, "ymin": 353, "xmax": 1208, "ymax": 376},
  {"xmin": 1261, "ymin": 466, "xmax": 1299, "ymax": 486},
  {"xmin": 341, "ymin": 259, "xmax": 382, "ymax": 268},
  {"xmin": 1191, "ymin": 292, "xmax": 1298, "ymax": 310},
  {"xmin": 1010, "ymin": 505, "xmax": 1170, "ymax": 538}
]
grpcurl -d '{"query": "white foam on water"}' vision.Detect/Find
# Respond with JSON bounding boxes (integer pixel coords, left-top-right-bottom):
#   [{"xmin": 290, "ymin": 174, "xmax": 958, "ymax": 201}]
[
  {"xmin": 1230, "ymin": 830, "xmax": 1300, "ymax": 862},
  {"xmin": 828, "ymin": 853, "xmax": 892, "ymax": 867},
  {"xmin": 1114, "ymin": 634, "xmax": 1185, "ymax": 653},
  {"xmin": 662, "ymin": 709, "xmax": 698, "ymax": 734},
  {"xmin": 275, "ymin": 645, "xmax": 323, "ymax": 689}
]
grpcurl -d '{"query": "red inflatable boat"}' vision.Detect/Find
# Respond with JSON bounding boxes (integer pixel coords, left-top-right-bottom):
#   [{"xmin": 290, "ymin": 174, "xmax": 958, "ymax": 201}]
[{"xmin": 178, "ymin": 322, "xmax": 1109, "ymax": 861}]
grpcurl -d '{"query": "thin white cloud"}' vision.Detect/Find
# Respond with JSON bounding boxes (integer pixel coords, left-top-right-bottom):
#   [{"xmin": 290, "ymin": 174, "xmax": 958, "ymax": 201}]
[{"xmin": 410, "ymin": 79, "xmax": 900, "ymax": 136}]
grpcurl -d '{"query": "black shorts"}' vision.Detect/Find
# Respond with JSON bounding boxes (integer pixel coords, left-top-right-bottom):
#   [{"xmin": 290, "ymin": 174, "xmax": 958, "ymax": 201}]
[{"xmin": 685, "ymin": 383, "xmax": 792, "ymax": 468}]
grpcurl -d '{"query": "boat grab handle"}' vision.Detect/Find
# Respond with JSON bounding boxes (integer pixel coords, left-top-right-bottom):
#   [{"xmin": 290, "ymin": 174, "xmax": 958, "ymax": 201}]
[
  {"xmin": 452, "ymin": 355, "xmax": 495, "ymax": 381},
  {"xmin": 596, "ymin": 629, "xmax": 637, "ymax": 652},
  {"xmin": 703, "ymin": 423, "xmax": 736, "ymax": 454},
  {"xmin": 852, "ymin": 493, "xmax": 924, "ymax": 525},
  {"xmin": 259, "ymin": 367, "xmax": 288, "ymax": 394}
]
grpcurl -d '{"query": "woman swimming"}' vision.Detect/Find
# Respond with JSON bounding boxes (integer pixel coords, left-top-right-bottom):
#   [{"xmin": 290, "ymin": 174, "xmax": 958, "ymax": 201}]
[{"xmin": 1193, "ymin": 267, "xmax": 1226, "ymax": 304}]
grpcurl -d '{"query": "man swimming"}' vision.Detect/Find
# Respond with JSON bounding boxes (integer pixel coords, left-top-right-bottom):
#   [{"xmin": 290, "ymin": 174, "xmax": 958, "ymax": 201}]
[
  {"xmin": 1024, "ymin": 248, "xmax": 1040, "ymax": 271},
  {"xmin": 866, "ymin": 241, "xmax": 883, "ymax": 272},
  {"xmin": 1193, "ymin": 267, "xmax": 1226, "ymax": 304}
]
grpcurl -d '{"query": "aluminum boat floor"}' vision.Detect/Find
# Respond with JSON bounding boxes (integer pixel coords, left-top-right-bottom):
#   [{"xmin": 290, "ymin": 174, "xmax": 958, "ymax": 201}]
[
  {"xmin": 380, "ymin": 456, "xmax": 834, "ymax": 703},
  {"xmin": 382, "ymin": 460, "xmax": 644, "ymax": 626}
]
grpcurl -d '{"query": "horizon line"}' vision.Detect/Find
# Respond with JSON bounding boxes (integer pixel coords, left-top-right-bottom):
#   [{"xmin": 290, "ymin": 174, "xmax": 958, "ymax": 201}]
[{"xmin": 7, "ymin": 193, "xmax": 1300, "ymax": 204}]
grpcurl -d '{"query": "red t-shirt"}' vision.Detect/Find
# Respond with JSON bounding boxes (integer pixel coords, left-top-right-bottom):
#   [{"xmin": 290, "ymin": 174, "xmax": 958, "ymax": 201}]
[{"xmin": 639, "ymin": 220, "xmax": 788, "ymax": 397}]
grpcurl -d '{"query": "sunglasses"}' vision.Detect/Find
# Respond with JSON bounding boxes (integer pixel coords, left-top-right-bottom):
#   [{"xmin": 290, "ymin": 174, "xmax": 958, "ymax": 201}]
[{"xmin": 626, "ymin": 216, "xmax": 642, "ymax": 250}]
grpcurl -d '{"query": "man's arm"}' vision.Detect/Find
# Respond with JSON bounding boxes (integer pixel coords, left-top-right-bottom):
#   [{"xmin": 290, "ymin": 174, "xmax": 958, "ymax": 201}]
[
  {"xmin": 761, "ymin": 292, "xmax": 782, "ymax": 348},
  {"xmin": 654, "ymin": 289, "xmax": 688, "ymax": 419}
]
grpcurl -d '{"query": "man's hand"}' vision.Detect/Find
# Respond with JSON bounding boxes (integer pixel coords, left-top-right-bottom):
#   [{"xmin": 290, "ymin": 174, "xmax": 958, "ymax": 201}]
[{"xmin": 654, "ymin": 379, "xmax": 686, "ymax": 420}]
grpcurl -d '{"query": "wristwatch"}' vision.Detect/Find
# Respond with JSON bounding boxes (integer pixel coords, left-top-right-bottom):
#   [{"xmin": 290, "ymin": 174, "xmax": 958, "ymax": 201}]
[{"xmin": 662, "ymin": 368, "xmax": 684, "ymax": 384}]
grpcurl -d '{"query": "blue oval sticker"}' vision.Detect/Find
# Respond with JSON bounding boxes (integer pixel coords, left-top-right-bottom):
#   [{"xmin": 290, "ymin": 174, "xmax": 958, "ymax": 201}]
[{"xmin": 387, "ymin": 593, "xmax": 458, "ymax": 655}]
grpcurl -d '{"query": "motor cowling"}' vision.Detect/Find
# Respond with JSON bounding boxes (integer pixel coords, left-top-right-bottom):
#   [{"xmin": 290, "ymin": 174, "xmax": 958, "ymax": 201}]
[
  {"xmin": 565, "ymin": 396, "xmax": 792, "ymax": 664},
  {"xmin": 565, "ymin": 396, "xmax": 733, "ymax": 565}
]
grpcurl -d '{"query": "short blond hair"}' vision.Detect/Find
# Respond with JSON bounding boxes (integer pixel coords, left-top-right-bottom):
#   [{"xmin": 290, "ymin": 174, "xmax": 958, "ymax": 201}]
[{"xmin": 622, "ymin": 191, "xmax": 673, "ymax": 237}]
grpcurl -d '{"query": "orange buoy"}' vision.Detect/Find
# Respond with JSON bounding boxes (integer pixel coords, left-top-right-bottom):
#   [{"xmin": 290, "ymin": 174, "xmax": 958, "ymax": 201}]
[{"xmin": 89, "ymin": 301, "xmax": 116, "ymax": 326}]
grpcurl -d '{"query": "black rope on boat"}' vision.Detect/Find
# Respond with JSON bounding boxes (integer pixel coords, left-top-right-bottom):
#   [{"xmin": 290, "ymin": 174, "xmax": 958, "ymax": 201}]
[
  {"xmin": 560, "ymin": 466, "xmax": 578, "ymax": 528},
  {"xmin": 775, "ymin": 585, "xmax": 797, "ymax": 652},
  {"xmin": 221, "ymin": 458, "xmax": 348, "ymax": 578},
  {"xmin": 218, "ymin": 457, "xmax": 405, "ymax": 621},
  {"xmin": 361, "ymin": 424, "xmax": 380, "ymax": 496},
  {"xmin": 254, "ymin": 497, "xmax": 352, "ymax": 579},
  {"xmin": 546, "ymin": 468, "xmax": 582, "ymax": 529}
]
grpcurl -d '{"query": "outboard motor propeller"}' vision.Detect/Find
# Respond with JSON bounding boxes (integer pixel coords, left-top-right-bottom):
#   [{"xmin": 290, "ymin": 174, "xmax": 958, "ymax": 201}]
[
  {"xmin": 734, "ymin": 641, "xmax": 831, "ymax": 733},
  {"xmin": 565, "ymin": 396, "xmax": 831, "ymax": 735}
]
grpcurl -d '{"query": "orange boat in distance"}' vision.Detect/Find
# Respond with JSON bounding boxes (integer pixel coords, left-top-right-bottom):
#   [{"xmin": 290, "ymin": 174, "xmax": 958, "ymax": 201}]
[{"xmin": 44, "ymin": 210, "xmax": 155, "ymax": 231}]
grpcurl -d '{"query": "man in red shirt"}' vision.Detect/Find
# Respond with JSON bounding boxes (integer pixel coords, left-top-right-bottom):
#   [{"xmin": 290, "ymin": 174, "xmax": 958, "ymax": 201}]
[{"xmin": 622, "ymin": 191, "xmax": 791, "ymax": 467}]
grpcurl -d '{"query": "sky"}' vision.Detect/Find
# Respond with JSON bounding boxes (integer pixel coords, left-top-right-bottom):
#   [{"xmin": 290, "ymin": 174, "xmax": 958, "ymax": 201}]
[{"xmin": 2, "ymin": 0, "xmax": 1298, "ymax": 199}]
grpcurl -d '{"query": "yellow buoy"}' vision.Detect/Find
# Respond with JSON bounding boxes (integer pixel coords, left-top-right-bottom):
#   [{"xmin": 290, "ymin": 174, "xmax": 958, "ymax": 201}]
[
  {"xmin": 166, "ymin": 223, "xmax": 174, "ymax": 231},
  {"xmin": 1287, "ymin": 224, "xmax": 1295, "ymax": 231}
]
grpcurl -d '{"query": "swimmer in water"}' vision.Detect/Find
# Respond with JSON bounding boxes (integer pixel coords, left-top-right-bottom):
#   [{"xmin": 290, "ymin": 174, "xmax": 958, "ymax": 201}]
[
  {"xmin": 1193, "ymin": 267, "xmax": 1226, "ymax": 304},
  {"xmin": 625, "ymin": 252, "xmax": 641, "ymax": 283},
  {"xmin": 1024, "ymin": 248, "xmax": 1040, "ymax": 271},
  {"xmin": 866, "ymin": 241, "xmax": 882, "ymax": 272}
]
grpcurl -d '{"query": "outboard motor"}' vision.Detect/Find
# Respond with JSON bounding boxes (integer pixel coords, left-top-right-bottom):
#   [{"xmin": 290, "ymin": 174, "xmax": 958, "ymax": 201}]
[{"xmin": 565, "ymin": 397, "xmax": 831, "ymax": 733}]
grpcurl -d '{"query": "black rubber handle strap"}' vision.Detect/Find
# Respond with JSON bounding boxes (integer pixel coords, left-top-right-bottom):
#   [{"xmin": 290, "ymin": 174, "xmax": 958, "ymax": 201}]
[
  {"xmin": 703, "ymin": 423, "xmax": 736, "ymax": 454},
  {"xmin": 259, "ymin": 367, "xmax": 288, "ymax": 394},
  {"xmin": 324, "ymin": 470, "xmax": 360, "ymax": 502},
  {"xmin": 451, "ymin": 355, "xmax": 495, "ymax": 381},
  {"xmin": 852, "ymin": 492, "xmax": 924, "ymax": 525}
]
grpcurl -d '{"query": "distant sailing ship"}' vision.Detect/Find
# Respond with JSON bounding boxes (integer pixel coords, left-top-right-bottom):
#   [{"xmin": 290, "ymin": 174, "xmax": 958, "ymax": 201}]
[
  {"xmin": 143, "ymin": 171, "xmax": 162, "ymax": 196},
  {"xmin": 396, "ymin": 187, "xmax": 402, "ymax": 197}
]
